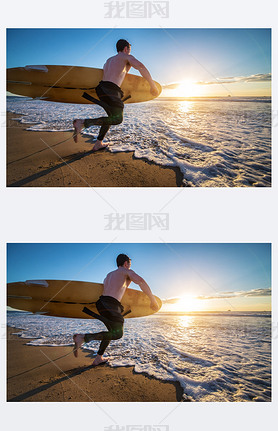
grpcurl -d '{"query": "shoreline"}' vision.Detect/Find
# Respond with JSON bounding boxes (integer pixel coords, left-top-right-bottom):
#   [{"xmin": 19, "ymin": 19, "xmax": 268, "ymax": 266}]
[
  {"xmin": 7, "ymin": 113, "xmax": 183, "ymax": 187},
  {"xmin": 7, "ymin": 326, "xmax": 184, "ymax": 402}
]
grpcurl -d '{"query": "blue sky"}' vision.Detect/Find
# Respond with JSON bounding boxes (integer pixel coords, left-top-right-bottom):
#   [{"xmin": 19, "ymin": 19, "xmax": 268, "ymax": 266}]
[
  {"xmin": 7, "ymin": 28, "xmax": 271, "ymax": 96},
  {"xmin": 7, "ymin": 243, "xmax": 271, "ymax": 311}
]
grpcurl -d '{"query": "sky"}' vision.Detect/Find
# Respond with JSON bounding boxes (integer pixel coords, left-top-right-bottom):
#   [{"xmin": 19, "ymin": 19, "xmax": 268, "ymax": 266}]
[
  {"xmin": 7, "ymin": 28, "xmax": 271, "ymax": 97},
  {"xmin": 7, "ymin": 243, "xmax": 271, "ymax": 312}
]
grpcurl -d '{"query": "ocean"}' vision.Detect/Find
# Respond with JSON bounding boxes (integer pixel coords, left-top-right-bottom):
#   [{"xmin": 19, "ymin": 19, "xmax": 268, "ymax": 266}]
[
  {"xmin": 7, "ymin": 96, "xmax": 271, "ymax": 187},
  {"xmin": 7, "ymin": 310, "xmax": 271, "ymax": 402}
]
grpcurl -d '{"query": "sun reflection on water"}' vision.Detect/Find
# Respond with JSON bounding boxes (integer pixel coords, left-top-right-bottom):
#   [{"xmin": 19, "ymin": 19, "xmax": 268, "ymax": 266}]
[
  {"xmin": 177, "ymin": 315, "xmax": 195, "ymax": 329},
  {"xmin": 178, "ymin": 100, "xmax": 194, "ymax": 114}
]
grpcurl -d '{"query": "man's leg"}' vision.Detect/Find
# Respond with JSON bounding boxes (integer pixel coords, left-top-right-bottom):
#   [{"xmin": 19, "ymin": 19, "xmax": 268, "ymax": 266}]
[
  {"xmin": 84, "ymin": 106, "xmax": 123, "ymax": 151},
  {"xmin": 73, "ymin": 82, "xmax": 124, "ymax": 147},
  {"xmin": 73, "ymin": 319, "xmax": 123, "ymax": 364},
  {"xmin": 85, "ymin": 320, "xmax": 123, "ymax": 365},
  {"xmin": 72, "ymin": 106, "xmax": 123, "ymax": 147}
]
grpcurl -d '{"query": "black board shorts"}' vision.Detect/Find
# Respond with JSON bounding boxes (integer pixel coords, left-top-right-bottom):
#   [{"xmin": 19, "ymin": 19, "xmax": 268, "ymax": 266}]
[
  {"xmin": 95, "ymin": 80, "xmax": 124, "ymax": 109},
  {"xmin": 96, "ymin": 295, "xmax": 124, "ymax": 323}
]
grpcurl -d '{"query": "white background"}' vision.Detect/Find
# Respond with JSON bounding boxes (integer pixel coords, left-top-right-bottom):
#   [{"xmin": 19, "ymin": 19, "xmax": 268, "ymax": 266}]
[{"xmin": 1, "ymin": 0, "xmax": 277, "ymax": 429}]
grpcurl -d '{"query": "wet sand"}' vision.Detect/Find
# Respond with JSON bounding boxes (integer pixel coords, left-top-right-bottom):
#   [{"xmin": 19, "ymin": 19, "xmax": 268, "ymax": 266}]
[
  {"xmin": 7, "ymin": 327, "xmax": 183, "ymax": 402},
  {"xmin": 6, "ymin": 113, "xmax": 183, "ymax": 187}
]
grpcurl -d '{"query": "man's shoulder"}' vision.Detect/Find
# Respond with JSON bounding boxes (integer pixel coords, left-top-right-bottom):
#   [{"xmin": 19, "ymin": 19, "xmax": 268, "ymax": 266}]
[
  {"xmin": 105, "ymin": 55, "xmax": 116, "ymax": 62},
  {"xmin": 107, "ymin": 53, "xmax": 130, "ymax": 61},
  {"xmin": 114, "ymin": 267, "xmax": 129, "ymax": 275},
  {"xmin": 118, "ymin": 52, "xmax": 135, "ymax": 63},
  {"xmin": 125, "ymin": 268, "xmax": 138, "ymax": 278}
]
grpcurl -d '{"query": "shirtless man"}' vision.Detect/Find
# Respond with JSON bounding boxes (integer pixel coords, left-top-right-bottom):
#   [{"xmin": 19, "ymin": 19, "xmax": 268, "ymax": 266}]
[
  {"xmin": 73, "ymin": 254, "xmax": 159, "ymax": 366},
  {"xmin": 73, "ymin": 39, "xmax": 159, "ymax": 151}
]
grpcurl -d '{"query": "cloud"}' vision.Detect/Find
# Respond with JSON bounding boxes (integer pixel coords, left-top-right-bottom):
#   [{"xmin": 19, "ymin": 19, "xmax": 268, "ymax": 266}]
[
  {"xmin": 162, "ymin": 297, "xmax": 181, "ymax": 304},
  {"xmin": 162, "ymin": 82, "xmax": 181, "ymax": 90},
  {"xmin": 244, "ymin": 73, "xmax": 271, "ymax": 82},
  {"xmin": 196, "ymin": 73, "xmax": 271, "ymax": 86},
  {"xmin": 244, "ymin": 288, "xmax": 271, "ymax": 297},
  {"xmin": 197, "ymin": 288, "xmax": 271, "ymax": 300},
  {"xmin": 162, "ymin": 74, "xmax": 271, "ymax": 90}
]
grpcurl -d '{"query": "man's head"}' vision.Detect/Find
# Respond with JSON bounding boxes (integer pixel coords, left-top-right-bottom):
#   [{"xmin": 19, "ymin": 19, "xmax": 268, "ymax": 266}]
[
  {"xmin": 116, "ymin": 253, "xmax": 131, "ymax": 268},
  {"xmin": 116, "ymin": 39, "xmax": 131, "ymax": 54}
]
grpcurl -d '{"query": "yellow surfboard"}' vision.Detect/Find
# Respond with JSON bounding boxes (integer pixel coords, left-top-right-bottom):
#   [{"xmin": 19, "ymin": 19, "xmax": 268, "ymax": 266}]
[
  {"xmin": 7, "ymin": 279, "xmax": 162, "ymax": 319},
  {"xmin": 7, "ymin": 65, "xmax": 162, "ymax": 104}
]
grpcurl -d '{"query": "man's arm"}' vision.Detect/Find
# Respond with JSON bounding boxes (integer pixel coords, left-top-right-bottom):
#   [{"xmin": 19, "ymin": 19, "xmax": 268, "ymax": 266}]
[
  {"xmin": 127, "ymin": 269, "xmax": 159, "ymax": 311},
  {"xmin": 127, "ymin": 55, "xmax": 159, "ymax": 96}
]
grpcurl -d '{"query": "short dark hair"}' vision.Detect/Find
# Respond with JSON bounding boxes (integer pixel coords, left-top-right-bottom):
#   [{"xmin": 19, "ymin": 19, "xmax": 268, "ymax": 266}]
[
  {"xmin": 116, "ymin": 253, "xmax": 131, "ymax": 267},
  {"xmin": 116, "ymin": 39, "xmax": 131, "ymax": 52}
]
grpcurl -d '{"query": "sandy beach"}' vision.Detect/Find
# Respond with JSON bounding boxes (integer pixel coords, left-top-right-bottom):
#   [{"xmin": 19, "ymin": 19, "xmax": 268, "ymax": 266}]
[
  {"xmin": 7, "ymin": 327, "xmax": 183, "ymax": 402},
  {"xmin": 6, "ymin": 113, "xmax": 182, "ymax": 187}
]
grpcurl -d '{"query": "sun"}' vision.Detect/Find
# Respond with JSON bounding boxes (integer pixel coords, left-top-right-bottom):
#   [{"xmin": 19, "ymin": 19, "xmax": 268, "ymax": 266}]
[
  {"xmin": 172, "ymin": 80, "xmax": 204, "ymax": 98},
  {"xmin": 168, "ymin": 295, "xmax": 205, "ymax": 312}
]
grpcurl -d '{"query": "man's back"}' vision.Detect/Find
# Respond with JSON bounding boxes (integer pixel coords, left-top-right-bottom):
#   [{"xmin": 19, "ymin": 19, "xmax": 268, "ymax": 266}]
[
  {"xmin": 103, "ymin": 266, "xmax": 129, "ymax": 301},
  {"xmin": 103, "ymin": 53, "xmax": 130, "ymax": 87}
]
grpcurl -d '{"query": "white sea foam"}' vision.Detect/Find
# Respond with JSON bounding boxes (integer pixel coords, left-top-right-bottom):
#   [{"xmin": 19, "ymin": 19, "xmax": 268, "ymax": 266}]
[
  {"xmin": 7, "ymin": 311, "xmax": 271, "ymax": 401},
  {"xmin": 7, "ymin": 96, "xmax": 271, "ymax": 187}
]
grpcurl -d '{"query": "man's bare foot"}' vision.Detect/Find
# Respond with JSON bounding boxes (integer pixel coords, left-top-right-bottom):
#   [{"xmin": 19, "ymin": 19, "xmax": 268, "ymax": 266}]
[
  {"xmin": 92, "ymin": 354, "xmax": 109, "ymax": 367},
  {"xmin": 73, "ymin": 119, "xmax": 84, "ymax": 143},
  {"xmin": 92, "ymin": 139, "xmax": 109, "ymax": 152},
  {"xmin": 73, "ymin": 334, "xmax": 84, "ymax": 357}
]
